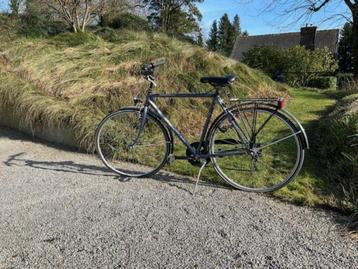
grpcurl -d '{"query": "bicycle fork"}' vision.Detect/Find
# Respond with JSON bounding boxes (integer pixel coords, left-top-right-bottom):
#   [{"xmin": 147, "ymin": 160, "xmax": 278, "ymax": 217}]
[{"xmin": 128, "ymin": 106, "xmax": 149, "ymax": 148}]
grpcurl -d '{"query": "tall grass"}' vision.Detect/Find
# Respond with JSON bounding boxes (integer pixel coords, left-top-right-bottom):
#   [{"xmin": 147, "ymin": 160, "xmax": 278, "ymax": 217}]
[
  {"xmin": 317, "ymin": 94, "xmax": 358, "ymax": 228},
  {"xmin": 0, "ymin": 30, "xmax": 287, "ymax": 151}
]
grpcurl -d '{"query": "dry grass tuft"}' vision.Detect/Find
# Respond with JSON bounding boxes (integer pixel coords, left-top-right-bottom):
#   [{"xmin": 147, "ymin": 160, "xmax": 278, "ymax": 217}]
[{"xmin": 0, "ymin": 29, "xmax": 288, "ymax": 150}]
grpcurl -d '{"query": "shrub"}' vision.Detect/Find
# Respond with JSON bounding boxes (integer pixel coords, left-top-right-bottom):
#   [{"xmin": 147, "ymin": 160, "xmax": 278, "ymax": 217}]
[
  {"xmin": 52, "ymin": 32, "xmax": 103, "ymax": 46},
  {"xmin": 19, "ymin": 15, "xmax": 67, "ymax": 37},
  {"xmin": 242, "ymin": 45, "xmax": 338, "ymax": 87},
  {"xmin": 318, "ymin": 93, "xmax": 358, "ymax": 225},
  {"xmin": 242, "ymin": 46, "xmax": 285, "ymax": 77},
  {"xmin": 307, "ymin": 76, "xmax": 337, "ymax": 89},
  {"xmin": 337, "ymin": 73, "xmax": 354, "ymax": 87},
  {"xmin": 337, "ymin": 73, "xmax": 358, "ymax": 92},
  {"xmin": 93, "ymin": 27, "xmax": 119, "ymax": 42},
  {"xmin": 100, "ymin": 13, "xmax": 150, "ymax": 32}
]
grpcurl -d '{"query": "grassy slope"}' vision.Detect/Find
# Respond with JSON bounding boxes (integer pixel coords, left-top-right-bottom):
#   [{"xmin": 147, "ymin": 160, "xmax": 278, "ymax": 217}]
[
  {"xmin": 0, "ymin": 30, "xmax": 286, "ymax": 149},
  {"xmin": 0, "ymin": 28, "xmax": 344, "ymax": 210}
]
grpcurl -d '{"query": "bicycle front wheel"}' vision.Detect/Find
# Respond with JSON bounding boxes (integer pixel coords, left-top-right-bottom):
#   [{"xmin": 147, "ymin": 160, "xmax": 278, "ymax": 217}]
[
  {"xmin": 209, "ymin": 106, "xmax": 305, "ymax": 192},
  {"xmin": 95, "ymin": 108, "xmax": 170, "ymax": 177}
]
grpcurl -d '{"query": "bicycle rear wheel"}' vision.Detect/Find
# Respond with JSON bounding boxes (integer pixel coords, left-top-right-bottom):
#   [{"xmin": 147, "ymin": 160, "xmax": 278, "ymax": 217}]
[
  {"xmin": 95, "ymin": 107, "xmax": 170, "ymax": 177},
  {"xmin": 209, "ymin": 106, "xmax": 304, "ymax": 192}
]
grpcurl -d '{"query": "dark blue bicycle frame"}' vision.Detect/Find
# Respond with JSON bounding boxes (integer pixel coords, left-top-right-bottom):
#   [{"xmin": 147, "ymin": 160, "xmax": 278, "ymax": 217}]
[{"xmin": 142, "ymin": 81, "xmax": 250, "ymax": 158}]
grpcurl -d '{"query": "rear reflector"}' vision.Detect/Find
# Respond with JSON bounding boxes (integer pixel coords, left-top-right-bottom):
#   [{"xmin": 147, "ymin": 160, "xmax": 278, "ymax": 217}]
[{"xmin": 278, "ymin": 98, "xmax": 285, "ymax": 109}]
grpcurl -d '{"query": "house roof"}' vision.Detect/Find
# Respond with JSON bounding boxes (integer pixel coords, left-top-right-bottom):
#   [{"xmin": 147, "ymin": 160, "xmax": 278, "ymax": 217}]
[{"xmin": 231, "ymin": 29, "xmax": 340, "ymax": 60}]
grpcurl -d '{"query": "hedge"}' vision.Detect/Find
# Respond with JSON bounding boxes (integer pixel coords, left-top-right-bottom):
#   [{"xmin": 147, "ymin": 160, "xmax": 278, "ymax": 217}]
[{"xmin": 307, "ymin": 76, "xmax": 337, "ymax": 89}]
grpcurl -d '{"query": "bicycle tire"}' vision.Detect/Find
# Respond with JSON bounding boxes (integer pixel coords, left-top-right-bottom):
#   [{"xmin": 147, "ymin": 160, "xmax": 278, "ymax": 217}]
[
  {"xmin": 208, "ymin": 106, "xmax": 305, "ymax": 192},
  {"xmin": 95, "ymin": 107, "xmax": 170, "ymax": 177}
]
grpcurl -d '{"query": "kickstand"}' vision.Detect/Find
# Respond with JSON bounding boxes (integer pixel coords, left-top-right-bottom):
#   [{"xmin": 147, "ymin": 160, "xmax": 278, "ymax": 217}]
[{"xmin": 193, "ymin": 160, "xmax": 207, "ymax": 195}]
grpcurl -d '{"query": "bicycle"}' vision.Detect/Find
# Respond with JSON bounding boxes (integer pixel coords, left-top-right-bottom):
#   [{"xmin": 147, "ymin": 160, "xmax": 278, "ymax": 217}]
[{"xmin": 95, "ymin": 59, "xmax": 309, "ymax": 193}]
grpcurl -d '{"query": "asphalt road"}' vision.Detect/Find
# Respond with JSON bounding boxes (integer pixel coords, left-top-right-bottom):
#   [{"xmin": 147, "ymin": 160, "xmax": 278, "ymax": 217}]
[{"xmin": 0, "ymin": 127, "xmax": 357, "ymax": 268}]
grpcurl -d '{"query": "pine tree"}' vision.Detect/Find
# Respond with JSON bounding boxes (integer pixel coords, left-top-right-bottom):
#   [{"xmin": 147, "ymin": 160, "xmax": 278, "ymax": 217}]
[
  {"xmin": 242, "ymin": 30, "xmax": 249, "ymax": 37},
  {"xmin": 197, "ymin": 29, "xmax": 204, "ymax": 47},
  {"xmin": 232, "ymin": 14, "xmax": 241, "ymax": 36},
  {"xmin": 218, "ymin": 13, "xmax": 235, "ymax": 56},
  {"xmin": 207, "ymin": 20, "xmax": 218, "ymax": 51},
  {"xmin": 338, "ymin": 22, "xmax": 353, "ymax": 72}
]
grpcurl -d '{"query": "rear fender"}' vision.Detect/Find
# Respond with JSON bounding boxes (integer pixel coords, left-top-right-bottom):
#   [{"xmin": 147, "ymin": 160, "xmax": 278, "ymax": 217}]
[{"xmin": 207, "ymin": 102, "xmax": 309, "ymax": 150}]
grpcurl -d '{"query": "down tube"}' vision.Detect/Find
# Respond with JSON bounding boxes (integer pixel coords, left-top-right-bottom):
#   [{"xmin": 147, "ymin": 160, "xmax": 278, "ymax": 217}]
[{"xmin": 148, "ymin": 100, "xmax": 196, "ymax": 154}]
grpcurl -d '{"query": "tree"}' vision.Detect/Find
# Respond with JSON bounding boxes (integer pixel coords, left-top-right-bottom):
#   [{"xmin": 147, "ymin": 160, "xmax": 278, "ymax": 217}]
[
  {"xmin": 218, "ymin": 13, "xmax": 236, "ymax": 56},
  {"xmin": 338, "ymin": 22, "xmax": 353, "ymax": 72},
  {"xmin": 242, "ymin": 45, "xmax": 338, "ymax": 86},
  {"xmin": 143, "ymin": 0, "xmax": 203, "ymax": 38},
  {"xmin": 242, "ymin": 30, "xmax": 249, "ymax": 36},
  {"xmin": 232, "ymin": 14, "xmax": 241, "ymax": 36},
  {"xmin": 263, "ymin": 0, "xmax": 358, "ymax": 78},
  {"xmin": 207, "ymin": 20, "xmax": 218, "ymax": 51},
  {"xmin": 9, "ymin": 0, "xmax": 23, "ymax": 15},
  {"xmin": 98, "ymin": 0, "xmax": 137, "ymax": 26},
  {"xmin": 36, "ymin": 0, "xmax": 133, "ymax": 32},
  {"xmin": 197, "ymin": 28, "xmax": 204, "ymax": 46}
]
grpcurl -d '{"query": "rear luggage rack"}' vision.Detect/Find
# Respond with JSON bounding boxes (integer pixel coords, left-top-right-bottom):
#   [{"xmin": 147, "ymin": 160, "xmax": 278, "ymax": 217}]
[{"xmin": 229, "ymin": 97, "xmax": 286, "ymax": 109}]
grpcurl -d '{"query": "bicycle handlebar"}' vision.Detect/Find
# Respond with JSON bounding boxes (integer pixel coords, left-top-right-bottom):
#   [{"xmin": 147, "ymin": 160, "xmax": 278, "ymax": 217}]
[
  {"xmin": 151, "ymin": 58, "xmax": 166, "ymax": 67},
  {"xmin": 140, "ymin": 58, "xmax": 166, "ymax": 75}
]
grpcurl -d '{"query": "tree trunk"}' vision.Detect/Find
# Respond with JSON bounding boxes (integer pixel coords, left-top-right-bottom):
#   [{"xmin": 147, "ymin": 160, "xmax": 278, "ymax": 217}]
[{"xmin": 352, "ymin": 9, "xmax": 358, "ymax": 78}]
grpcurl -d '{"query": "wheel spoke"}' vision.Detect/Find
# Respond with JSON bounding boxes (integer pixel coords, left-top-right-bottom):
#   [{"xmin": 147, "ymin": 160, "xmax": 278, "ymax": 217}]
[
  {"xmin": 210, "ymin": 107, "xmax": 303, "ymax": 192},
  {"xmin": 257, "ymin": 131, "xmax": 302, "ymax": 150},
  {"xmin": 96, "ymin": 109, "xmax": 169, "ymax": 177}
]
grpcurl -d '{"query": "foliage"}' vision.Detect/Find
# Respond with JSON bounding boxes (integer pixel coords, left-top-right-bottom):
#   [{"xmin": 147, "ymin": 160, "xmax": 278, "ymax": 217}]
[
  {"xmin": 9, "ymin": 0, "xmax": 23, "ymax": 15},
  {"xmin": 337, "ymin": 73, "xmax": 358, "ymax": 91},
  {"xmin": 206, "ymin": 20, "xmax": 218, "ymax": 51},
  {"xmin": 19, "ymin": 14, "xmax": 68, "ymax": 37},
  {"xmin": 217, "ymin": 13, "xmax": 236, "ymax": 56},
  {"xmin": 23, "ymin": 0, "xmax": 131, "ymax": 33},
  {"xmin": 196, "ymin": 30, "xmax": 204, "ymax": 47},
  {"xmin": 144, "ymin": 0, "xmax": 203, "ymax": 41},
  {"xmin": 307, "ymin": 76, "xmax": 337, "ymax": 89},
  {"xmin": 317, "ymin": 93, "xmax": 358, "ymax": 224},
  {"xmin": 242, "ymin": 45, "xmax": 338, "ymax": 87},
  {"xmin": 338, "ymin": 22, "xmax": 353, "ymax": 73},
  {"xmin": 232, "ymin": 14, "xmax": 241, "ymax": 36},
  {"xmin": 100, "ymin": 13, "xmax": 150, "ymax": 31},
  {"xmin": 207, "ymin": 13, "xmax": 245, "ymax": 56},
  {"xmin": 258, "ymin": 0, "xmax": 358, "ymax": 78}
]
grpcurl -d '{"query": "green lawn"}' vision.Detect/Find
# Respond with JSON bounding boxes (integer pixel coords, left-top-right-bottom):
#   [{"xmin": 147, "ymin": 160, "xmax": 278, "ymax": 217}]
[{"xmin": 164, "ymin": 88, "xmax": 337, "ymax": 208}]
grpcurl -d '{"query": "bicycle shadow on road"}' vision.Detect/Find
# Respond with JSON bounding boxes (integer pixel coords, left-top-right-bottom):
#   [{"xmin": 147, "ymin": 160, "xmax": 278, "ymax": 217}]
[{"xmin": 3, "ymin": 152, "xmax": 229, "ymax": 193}]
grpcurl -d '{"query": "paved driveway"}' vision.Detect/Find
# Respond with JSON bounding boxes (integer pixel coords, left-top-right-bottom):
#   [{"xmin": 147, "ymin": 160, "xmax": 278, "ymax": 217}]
[{"xmin": 0, "ymin": 127, "xmax": 357, "ymax": 268}]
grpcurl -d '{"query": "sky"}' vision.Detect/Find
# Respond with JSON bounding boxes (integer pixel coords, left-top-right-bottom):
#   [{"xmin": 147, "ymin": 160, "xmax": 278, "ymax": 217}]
[
  {"xmin": 198, "ymin": 0, "xmax": 351, "ymax": 37},
  {"xmin": 0, "ymin": 0, "xmax": 351, "ymax": 36}
]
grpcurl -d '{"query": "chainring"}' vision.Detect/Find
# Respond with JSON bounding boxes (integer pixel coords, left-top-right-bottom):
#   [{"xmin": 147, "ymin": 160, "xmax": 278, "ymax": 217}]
[{"xmin": 186, "ymin": 142, "xmax": 210, "ymax": 167}]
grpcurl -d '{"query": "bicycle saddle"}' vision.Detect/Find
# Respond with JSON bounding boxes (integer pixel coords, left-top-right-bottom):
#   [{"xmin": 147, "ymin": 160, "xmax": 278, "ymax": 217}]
[{"xmin": 200, "ymin": 76, "xmax": 236, "ymax": 86}]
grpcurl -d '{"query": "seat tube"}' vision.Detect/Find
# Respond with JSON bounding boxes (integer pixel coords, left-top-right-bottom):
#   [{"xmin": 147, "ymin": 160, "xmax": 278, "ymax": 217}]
[
  {"xmin": 197, "ymin": 95, "xmax": 216, "ymax": 150},
  {"xmin": 216, "ymin": 95, "xmax": 249, "ymax": 144}
]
